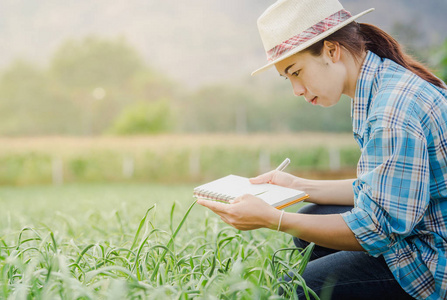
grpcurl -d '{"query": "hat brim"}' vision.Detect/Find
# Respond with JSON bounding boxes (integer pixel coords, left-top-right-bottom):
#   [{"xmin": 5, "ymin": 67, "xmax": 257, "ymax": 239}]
[{"xmin": 251, "ymin": 8, "xmax": 375, "ymax": 76}]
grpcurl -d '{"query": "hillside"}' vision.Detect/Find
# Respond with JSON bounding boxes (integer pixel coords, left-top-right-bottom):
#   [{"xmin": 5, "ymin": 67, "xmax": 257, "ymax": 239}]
[{"xmin": 1, "ymin": 0, "xmax": 446, "ymax": 87}]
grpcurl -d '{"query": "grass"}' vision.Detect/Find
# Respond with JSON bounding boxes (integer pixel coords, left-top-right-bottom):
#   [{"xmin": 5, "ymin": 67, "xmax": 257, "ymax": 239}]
[{"xmin": 0, "ymin": 183, "xmax": 317, "ymax": 299}]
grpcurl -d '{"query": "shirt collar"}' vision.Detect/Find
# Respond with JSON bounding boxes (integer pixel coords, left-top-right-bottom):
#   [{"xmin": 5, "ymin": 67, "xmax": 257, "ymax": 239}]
[{"xmin": 352, "ymin": 51, "xmax": 383, "ymax": 135}]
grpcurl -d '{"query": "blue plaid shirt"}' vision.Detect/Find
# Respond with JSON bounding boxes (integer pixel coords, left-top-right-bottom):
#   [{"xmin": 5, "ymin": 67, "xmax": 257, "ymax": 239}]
[{"xmin": 341, "ymin": 51, "xmax": 447, "ymax": 299}]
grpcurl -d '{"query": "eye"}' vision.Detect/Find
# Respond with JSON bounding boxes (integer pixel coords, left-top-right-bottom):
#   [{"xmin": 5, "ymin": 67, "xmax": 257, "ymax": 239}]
[{"xmin": 291, "ymin": 70, "xmax": 301, "ymax": 77}]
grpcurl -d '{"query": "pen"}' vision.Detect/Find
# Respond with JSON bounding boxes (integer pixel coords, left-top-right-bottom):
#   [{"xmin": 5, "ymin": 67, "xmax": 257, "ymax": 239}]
[{"xmin": 276, "ymin": 158, "xmax": 290, "ymax": 171}]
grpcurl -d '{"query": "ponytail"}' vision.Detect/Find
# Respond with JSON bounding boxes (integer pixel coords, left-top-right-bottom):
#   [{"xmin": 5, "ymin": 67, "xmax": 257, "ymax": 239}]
[
  {"xmin": 306, "ymin": 22, "xmax": 445, "ymax": 89},
  {"xmin": 358, "ymin": 23, "xmax": 444, "ymax": 89}
]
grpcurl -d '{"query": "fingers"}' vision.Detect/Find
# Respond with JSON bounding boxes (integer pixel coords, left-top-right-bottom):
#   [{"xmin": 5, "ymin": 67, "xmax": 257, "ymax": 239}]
[
  {"xmin": 229, "ymin": 196, "xmax": 242, "ymax": 204},
  {"xmin": 196, "ymin": 198, "xmax": 229, "ymax": 213},
  {"xmin": 198, "ymin": 195, "xmax": 270, "ymax": 231},
  {"xmin": 197, "ymin": 198, "xmax": 233, "ymax": 226},
  {"xmin": 249, "ymin": 170, "xmax": 275, "ymax": 184}
]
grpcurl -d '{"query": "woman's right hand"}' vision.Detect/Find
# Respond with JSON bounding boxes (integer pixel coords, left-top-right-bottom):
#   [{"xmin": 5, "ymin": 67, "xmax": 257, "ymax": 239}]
[
  {"xmin": 250, "ymin": 171, "xmax": 356, "ymax": 206},
  {"xmin": 249, "ymin": 170, "xmax": 308, "ymax": 190}
]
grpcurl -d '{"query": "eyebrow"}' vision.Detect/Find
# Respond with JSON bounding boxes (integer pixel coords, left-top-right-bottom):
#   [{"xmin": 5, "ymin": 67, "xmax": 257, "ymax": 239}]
[{"xmin": 284, "ymin": 64, "xmax": 295, "ymax": 76}]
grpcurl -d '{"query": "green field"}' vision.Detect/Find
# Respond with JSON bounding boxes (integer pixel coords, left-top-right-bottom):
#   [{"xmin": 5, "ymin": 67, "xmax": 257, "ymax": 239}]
[{"xmin": 0, "ymin": 183, "xmax": 315, "ymax": 299}]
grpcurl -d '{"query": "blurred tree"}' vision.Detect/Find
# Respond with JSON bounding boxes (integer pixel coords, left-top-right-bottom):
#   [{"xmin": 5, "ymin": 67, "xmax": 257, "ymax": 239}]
[
  {"xmin": 0, "ymin": 60, "xmax": 79, "ymax": 135},
  {"xmin": 50, "ymin": 36, "xmax": 143, "ymax": 89},
  {"xmin": 181, "ymin": 85, "xmax": 253, "ymax": 133},
  {"xmin": 180, "ymin": 80, "xmax": 353, "ymax": 134},
  {"xmin": 0, "ymin": 36, "xmax": 179, "ymax": 136},
  {"xmin": 0, "ymin": 34, "xmax": 358, "ymax": 136},
  {"xmin": 129, "ymin": 69, "xmax": 178, "ymax": 103},
  {"xmin": 0, "ymin": 38, "xmax": 166, "ymax": 134},
  {"xmin": 48, "ymin": 36, "xmax": 143, "ymax": 135},
  {"xmin": 107, "ymin": 99, "xmax": 172, "ymax": 135},
  {"xmin": 48, "ymin": 35, "xmax": 178, "ymax": 135}
]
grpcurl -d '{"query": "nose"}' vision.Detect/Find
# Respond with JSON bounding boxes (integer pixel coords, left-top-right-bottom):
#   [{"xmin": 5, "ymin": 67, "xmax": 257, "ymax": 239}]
[{"xmin": 291, "ymin": 80, "xmax": 305, "ymax": 97}]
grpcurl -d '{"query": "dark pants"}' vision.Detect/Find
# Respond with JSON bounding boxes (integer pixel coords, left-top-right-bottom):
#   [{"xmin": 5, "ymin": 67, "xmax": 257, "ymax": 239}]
[{"xmin": 285, "ymin": 204, "xmax": 414, "ymax": 300}]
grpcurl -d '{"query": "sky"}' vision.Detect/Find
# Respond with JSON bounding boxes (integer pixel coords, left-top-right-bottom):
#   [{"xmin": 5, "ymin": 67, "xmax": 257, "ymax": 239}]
[{"xmin": 0, "ymin": 0, "xmax": 446, "ymax": 87}]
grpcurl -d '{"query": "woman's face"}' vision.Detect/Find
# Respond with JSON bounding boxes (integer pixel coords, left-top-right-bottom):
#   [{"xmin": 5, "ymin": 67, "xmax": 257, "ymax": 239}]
[{"xmin": 274, "ymin": 43, "xmax": 347, "ymax": 107}]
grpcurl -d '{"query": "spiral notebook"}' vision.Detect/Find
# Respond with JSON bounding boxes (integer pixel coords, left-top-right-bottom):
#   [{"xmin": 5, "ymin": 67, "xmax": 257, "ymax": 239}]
[{"xmin": 193, "ymin": 174, "xmax": 309, "ymax": 209}]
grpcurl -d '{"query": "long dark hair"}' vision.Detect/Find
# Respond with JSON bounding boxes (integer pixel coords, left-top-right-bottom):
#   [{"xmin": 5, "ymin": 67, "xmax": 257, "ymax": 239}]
[{"xmin": 306, "ymin": 22, "xmax": 445, "ymax": 89}]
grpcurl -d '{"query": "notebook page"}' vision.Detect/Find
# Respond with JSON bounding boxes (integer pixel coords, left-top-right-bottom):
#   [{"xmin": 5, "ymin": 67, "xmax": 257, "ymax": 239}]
[
  {"xmin": 194, "ymin": 175, "xmax": 305, "ymax": 206},
  {"xmin": 194, "ymin": 175, "xmax": 267, "ymax": 198}
]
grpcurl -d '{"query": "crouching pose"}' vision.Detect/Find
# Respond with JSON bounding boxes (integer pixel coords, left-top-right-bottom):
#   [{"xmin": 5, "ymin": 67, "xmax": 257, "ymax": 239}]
[{"xmin": 198, "ymin": 0, "xmax": 447, "ymax": 299}]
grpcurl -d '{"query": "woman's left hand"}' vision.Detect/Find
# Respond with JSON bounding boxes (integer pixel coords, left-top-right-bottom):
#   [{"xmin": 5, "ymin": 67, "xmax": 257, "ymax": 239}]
[{"xmin": 197, "ymin": 194, "xmax": 282, "ymax": 231}]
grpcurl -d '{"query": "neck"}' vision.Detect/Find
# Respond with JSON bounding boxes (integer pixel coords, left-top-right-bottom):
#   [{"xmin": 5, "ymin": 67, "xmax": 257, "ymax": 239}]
[{"xmin": 343, "ymin": 51, "xmax": 367, "ymax": 99}]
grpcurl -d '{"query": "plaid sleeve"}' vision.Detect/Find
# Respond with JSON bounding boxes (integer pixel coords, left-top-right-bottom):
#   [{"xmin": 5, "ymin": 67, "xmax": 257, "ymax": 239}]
[{"xmin": 342, "ymin": 127, "xmax": 430, "ymax": 257}]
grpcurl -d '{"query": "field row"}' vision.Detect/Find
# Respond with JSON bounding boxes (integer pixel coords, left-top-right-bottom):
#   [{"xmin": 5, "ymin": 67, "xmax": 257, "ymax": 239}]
[
  {"xmin": 0, "ymin": 135, "xmax": 360, "ymax": 185},
  {"xmin": 0, "ymin": 134, "xmax": 357, "ymax": 153}
]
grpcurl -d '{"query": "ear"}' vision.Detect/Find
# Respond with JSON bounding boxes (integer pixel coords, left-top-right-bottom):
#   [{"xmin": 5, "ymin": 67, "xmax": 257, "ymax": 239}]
[{"xmin": 323, "ymin": 40, "xmax": 341, "ymax": 63}]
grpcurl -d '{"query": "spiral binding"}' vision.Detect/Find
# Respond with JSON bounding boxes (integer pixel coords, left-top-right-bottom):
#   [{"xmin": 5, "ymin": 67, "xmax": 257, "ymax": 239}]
[{"xmin": 193, "ymin": 188, "xmax": 235, "ymax": 202}]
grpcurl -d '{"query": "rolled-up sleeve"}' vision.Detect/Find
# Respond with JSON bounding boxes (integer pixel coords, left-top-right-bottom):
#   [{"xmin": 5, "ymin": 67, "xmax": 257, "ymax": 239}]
[{"xmin": 342, "ymin": 127, "xmax": 430, "ymax": 257}]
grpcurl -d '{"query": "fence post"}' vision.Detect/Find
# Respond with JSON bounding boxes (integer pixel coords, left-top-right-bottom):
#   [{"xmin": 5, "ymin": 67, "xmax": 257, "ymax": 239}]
[
  {"xmin": 236, "ymin": 104, "xmax": 247, "ymax": 135},
  {"xmin": 189, "ymin": 149, "xmax": 200, "ymax": 177},
  {"xmin": 259, "ymin": 150, "xmax": 271, "ymax": 174},
  {"xmin": 52, "ymin": 158, "xmax": 63, "ymax": 185},
  {"xmin": 329, "ymin": 147, "xmax": 341, "ymax": 171},
  {"xmin": 123, "ymin": 156, "xmax": 135, "ymax": 178}
]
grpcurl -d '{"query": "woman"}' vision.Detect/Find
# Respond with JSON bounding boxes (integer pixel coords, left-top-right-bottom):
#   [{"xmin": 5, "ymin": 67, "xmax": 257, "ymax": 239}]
[{"xmin": 197, "ymin": 0, "xmax": 447, "ymax": 299}]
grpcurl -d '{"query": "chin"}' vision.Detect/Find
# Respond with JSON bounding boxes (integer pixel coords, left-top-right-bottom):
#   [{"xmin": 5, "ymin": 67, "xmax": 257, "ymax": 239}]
[
  {"xmin": 323, "ymin": 97, "xmax": 341, "ymax": 107},
  {"xmin": 320, "ymin": 101, "xmax": 336, "ymax": 108}
]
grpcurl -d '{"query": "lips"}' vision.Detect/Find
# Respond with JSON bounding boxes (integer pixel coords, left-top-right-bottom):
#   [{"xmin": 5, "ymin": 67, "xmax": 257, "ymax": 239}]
[{"xmin": 306, "ymin": 96, "xmax": 317, "ymax": 105}]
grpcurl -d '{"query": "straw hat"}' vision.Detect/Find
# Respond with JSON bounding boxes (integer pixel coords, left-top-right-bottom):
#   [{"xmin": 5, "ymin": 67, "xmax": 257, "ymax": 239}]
[{"xmin": 251, "ymin": 0, "xmax": 374, "ymax": 76}]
